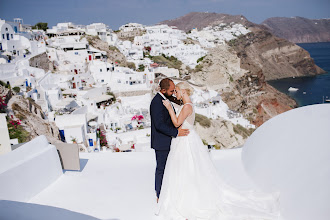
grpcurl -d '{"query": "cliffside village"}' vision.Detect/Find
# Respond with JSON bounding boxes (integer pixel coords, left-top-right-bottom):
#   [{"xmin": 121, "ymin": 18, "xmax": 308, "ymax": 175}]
[{"xmin": 0, "ymin": 18, "xmax": 253, "ymax": 153}]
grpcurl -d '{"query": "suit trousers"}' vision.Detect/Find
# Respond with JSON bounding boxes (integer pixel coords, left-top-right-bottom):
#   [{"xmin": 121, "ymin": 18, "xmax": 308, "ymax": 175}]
[{"xmin": 155, "ymin": 150, "xmax": 170, "ymax": 198}]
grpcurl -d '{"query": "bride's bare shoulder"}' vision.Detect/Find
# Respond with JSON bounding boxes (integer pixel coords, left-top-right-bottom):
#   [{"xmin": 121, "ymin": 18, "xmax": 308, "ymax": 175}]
[{"xmin": 182, "ymin": 104, "xmax": 193, "ymax": 114}]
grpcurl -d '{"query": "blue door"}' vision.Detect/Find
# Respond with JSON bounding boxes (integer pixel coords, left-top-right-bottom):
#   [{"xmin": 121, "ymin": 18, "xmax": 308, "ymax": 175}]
[
  {"xmin": 59, "ymin": 130, "xmax": 66, "ymax": 142},
  {"xmin": 89, "ymin": 139, "xmax": 93, "ymax": 146}
]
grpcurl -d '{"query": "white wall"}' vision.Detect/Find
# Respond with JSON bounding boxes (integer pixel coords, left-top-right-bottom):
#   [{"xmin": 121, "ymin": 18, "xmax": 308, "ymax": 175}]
[
  {"xmin": 0, "ymin": 113, "xmax": 11, "ymax": 155},
  {"xmin": 64, "ymin": 125, "xmax": 85, "ymax": 144},
  {"xmin": 242, "ymin": 104, "xmax": 330, "ymax": 220},
  {"xmin": 0, "ymin": 135, "xmax": 63, "ymax": 202}
]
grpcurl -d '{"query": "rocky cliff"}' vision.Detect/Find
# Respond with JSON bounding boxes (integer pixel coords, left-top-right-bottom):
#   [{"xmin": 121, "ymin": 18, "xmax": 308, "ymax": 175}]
[
  {"xmin": 7, "ymin": 95, "xmax": 61, "ymax": 144},
  {"xmin": 29, "ymin": 52, "xmax": 53, "ymax": 72},
  {"xmin": 161, "ymin": 12, "xmax": 325, "ymax": 142},
  {"xmin": 229, "ymin": 29, "xmax": 325, "ymax": 81},
  {"xmin": 85, "ymin": 36, "xmax": 131, "ymax": 68},
  {"xmin": 190, "ymin": 43, "xmax": 297, "ymax": 129},
  {"xmin": 160, "ymin": 12, "xmax": 254, "ymax": 32},
  {"xmin": 262, "ymin": 17, "xmax": 330, "ymax": 43}
]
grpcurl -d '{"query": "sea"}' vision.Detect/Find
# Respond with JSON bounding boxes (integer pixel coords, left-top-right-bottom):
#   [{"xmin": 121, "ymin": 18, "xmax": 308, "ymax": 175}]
[{"xmin": 268, "ymin": 42, "xmax": 330, "ymax": 107}]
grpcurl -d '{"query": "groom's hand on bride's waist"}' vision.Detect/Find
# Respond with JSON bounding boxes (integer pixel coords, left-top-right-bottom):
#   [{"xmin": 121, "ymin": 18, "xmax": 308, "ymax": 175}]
[{"xmin": 178, "ymin": 127, "xmax": 189, "ymax": 136}]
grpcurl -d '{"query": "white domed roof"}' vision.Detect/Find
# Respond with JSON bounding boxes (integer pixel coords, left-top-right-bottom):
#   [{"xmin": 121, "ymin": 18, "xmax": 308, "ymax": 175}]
[{"xmin": 242, "ymin": 104, "xmax": 330, "ymax": 220}]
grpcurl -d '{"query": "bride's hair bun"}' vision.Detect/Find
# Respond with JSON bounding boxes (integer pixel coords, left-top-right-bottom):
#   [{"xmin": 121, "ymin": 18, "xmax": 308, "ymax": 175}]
[{"xmin": 176, "ymin": 82, "xmax": 194, "ymax": 96}]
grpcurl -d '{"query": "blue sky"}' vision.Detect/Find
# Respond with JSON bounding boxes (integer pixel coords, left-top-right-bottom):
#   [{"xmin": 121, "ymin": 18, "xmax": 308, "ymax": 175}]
[{"xmin": 1, "ymin": 0, "xmax": 329, "ymax": 29}]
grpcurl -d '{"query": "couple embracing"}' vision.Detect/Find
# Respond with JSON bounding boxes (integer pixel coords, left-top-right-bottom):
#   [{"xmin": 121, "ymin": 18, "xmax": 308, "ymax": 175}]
[{"xmin": 150, "ymin": 78, "xmax": 280, "ymax": 220}]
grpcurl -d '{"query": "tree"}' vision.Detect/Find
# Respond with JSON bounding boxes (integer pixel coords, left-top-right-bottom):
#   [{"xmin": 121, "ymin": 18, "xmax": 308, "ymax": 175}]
[
  {"xmin": 138, "ymin": 64, "xmax": 145, "ymax": 72},
  {"xmin": 32, "ymin": 22, "xmax": 48, "ymax": 31}
]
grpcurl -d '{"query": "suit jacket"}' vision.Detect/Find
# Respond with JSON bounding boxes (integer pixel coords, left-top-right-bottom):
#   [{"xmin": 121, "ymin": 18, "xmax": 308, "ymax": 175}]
[{"xmin": 150, "ymin": 93, "xmax": 178, "ymax": 151}]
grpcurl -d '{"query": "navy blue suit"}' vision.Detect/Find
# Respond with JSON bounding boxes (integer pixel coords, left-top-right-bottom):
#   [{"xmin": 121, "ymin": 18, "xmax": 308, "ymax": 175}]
[{"xmin": 150, "ymin": 93, "xmax": 178, "ymax": 198}]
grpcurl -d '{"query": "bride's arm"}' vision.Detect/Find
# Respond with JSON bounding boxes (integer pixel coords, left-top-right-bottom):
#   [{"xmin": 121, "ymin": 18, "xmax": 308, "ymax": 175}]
[{"xmin": 163, "ymin": 100, "xmax": 192, "ymax": 128}]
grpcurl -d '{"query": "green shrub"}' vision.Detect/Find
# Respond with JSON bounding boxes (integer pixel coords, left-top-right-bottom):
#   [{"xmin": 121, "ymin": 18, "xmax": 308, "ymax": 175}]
[
  {"xmin": 137, "ymin": 64, "xmax": 145, "ymax": 72},
  {"xmin": 195, "ymin": 113, "xmax": 211, "ymax": 128},
  {"xmin": 214, "ymin": 144, "xmax": 221, "ymax": 150},
  {"xmin": 150, "ymin": 55, "xmax": 182, "ymax": 70},
  {"xmin": 126, "ymin": 62, "xmax": 136, "ymax": 70},
  {"xmin": 86, "ymin": 35, "xmax": 100, "ymax": 45},
  {"xmin": 109, "ymin": 46, "xmax": 120, "ymax": 52},
  {"xmin": 193, "ymin": 64, "xmax": 203, "ymax": 72},
  {"xmin": 0, "ymin": 80, "xmax": 11, "ymax": 89},
  {"xmin": 202, "ymin": 139, "xmax": 208, "ymax": 145},
  {"xmin": 229, "ymin": 75, "xmax": 233, "ymax": 82},
  {"xmin": 106, "ymin": 91, "xmax": 116, "ymax": 102},
  {"xmin": 233, "ymin": 124, "xmax": 255, "ymax": 139},
  {"xmin": 7, "ymin": 118, "xmax": 30, "ymax": 143},
  {"xmin": 197, "ymin": 56, "xmax": 205, "ymax": 63},
  {"xmin": 12, "ymin": 87, "xmax": 20, "ymax": 93}
]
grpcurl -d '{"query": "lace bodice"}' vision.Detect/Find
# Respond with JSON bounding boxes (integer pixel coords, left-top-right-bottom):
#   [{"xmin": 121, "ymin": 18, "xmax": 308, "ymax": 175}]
[{"xmin": 178, "ymin": 103, "xmax": 195, "ymax": 129}]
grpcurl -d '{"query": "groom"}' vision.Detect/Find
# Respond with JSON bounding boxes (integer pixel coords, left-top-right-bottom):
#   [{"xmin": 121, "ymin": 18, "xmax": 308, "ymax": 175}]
[{"xmin": 150, "ymin": 78, "xmax": 189, "ymax": 202}]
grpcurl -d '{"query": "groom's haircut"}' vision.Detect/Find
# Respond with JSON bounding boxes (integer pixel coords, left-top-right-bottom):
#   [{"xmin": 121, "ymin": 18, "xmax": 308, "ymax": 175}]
[{"xmin": 159, "ymin": 78, "xmax": 173, "ymax": 91}]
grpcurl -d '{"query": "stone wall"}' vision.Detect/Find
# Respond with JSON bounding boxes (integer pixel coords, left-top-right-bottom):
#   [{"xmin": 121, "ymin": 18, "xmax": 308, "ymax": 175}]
[{"xmin": 29, "ymin": 52, "xmax": 53, "ymax": 72}]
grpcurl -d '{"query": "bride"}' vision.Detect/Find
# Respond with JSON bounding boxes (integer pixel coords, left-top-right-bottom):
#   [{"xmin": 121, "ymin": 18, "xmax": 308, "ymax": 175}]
[{"xmin": 156, "ymin": 82, "xmax": 280, "ymax": 220}]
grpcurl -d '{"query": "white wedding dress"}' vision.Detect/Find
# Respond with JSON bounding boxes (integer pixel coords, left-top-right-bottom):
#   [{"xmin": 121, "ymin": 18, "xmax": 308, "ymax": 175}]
[{"xmin": 156, "ymin": 103, "xmax": 280, "ymax": 220}]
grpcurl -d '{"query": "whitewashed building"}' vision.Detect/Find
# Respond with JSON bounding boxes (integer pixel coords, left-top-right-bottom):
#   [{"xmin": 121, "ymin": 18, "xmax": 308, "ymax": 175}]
[
  {"xmin": 55, "ymin": 113, "xmax": 87, "ymax": 144},
  {"xmin": 0, "ymin": 19, "xmax": 46, "ymax": 59}
]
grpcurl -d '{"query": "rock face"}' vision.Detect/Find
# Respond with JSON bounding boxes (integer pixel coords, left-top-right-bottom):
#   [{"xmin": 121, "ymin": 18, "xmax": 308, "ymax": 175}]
[
  {"xmin": 160, "ymin": 12, "xmax": 254, "ymax": 32},
  {"xmin": 29, "ymin": 52, "xmax": 53, "ymax": 72},
  {"xmin": 0, "ymin": 85, "xmax": 12, "ymax": 106},
  {"xmin": 190, "ymin": 44, "xmax": 245, "ymax": 91},
  {"xmin": 191, "ymin": 43, "xmax": 298, "ymax": 130},
  {"xmin": 85, "ymin": 36, "xmax": 130, "ymax": 67},
  {"xmin": 7, "ymin": 95, "xmax": 61, "ymax": 144},
  {"xmin": 229, "ymin": 30, "xmax": 325, "ymax": 81},
  {"xmin": 262, "ymin": 17, "xmax": 330, "ymax": 43},
  {"xmin": 194, "ymin": 119, "xmax": 246, "ymax": 149},
  {"xmin": 162, "ymin": 12, "xmax": 325, "ymax": 138}
]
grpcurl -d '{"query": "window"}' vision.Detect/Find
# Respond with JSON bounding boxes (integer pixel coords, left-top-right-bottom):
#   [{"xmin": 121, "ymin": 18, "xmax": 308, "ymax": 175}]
[
  {"xmin": 2, "ymin": 34, "xmax": 4, "ymax": 39},
  {"xmin": 101, "ymin": 79, "xmax": 104, "ymax": 83},
  {"xmin": 100, "ymin": 69, "xmax": 102, "ymax": 72},
  {"xmin": 5, "ymin": 28, "xmax": 8, "ymax": 31},
  {"xmin": 11, "ymin": 34, "xmax": 13, "ymax": 39}
]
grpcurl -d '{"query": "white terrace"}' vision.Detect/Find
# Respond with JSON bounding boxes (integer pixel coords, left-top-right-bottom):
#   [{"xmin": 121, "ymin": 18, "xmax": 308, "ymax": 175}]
[{"xmin": 0, "ymin": 104, "xmax": 329, "ymax": 220}]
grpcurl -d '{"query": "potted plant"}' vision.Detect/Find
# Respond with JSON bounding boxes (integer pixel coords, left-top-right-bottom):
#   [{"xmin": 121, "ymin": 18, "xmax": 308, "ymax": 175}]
[{"xmin": 71, "ymin": 136, "xmax": 77, "ymax": 144}]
